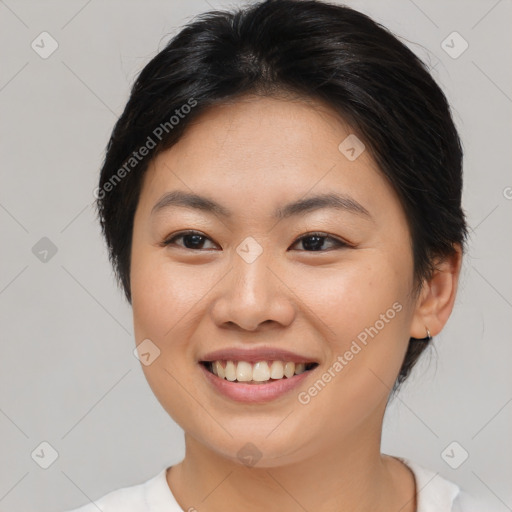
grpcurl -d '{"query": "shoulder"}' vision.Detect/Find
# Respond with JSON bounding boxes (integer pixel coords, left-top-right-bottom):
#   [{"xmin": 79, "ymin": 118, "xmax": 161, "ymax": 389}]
[
  {"xmin": 398, "ymin": 457, "xmax": 497, "ymax": 512},
  {"xmin": 61, "ymin": 467, "xmax": 173, "ymax": 512}
]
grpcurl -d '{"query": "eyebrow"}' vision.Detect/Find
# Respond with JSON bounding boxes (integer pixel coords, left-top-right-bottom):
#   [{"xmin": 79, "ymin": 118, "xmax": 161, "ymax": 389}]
[{"xmin": 151, "ymin": 190, "xmax": 372, "ymax": 220}]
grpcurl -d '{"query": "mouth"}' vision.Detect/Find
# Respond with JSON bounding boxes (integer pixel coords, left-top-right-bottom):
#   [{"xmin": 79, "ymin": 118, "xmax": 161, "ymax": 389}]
[
  {"xmin": 199, "ymin": 360, "xmax": 320, "ymax": 384},
  {"xmin": 197, "ymin": 347, "xmax": 321, "ymax": 402}
]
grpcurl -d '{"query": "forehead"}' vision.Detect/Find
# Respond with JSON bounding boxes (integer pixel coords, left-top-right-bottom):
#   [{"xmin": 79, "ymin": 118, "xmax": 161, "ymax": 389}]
[
  {"xmin": 169, "ymin": 94, "xmax": 356, "ymax": 171},
  {"xmin": 138, "ymin": 95, "xmax": 401, "ymax": 225}
]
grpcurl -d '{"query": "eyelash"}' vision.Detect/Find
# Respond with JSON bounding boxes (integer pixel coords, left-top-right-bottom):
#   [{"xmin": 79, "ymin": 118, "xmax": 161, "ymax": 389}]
[{"xmin": 161, "ymin": 230, "xmax": 350, "ymax": 252}]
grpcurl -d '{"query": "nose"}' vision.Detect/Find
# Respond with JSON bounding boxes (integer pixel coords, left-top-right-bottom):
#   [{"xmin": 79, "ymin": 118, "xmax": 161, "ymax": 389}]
[{"xmin": 209, "ymin": 249, "xmax": 296, "ymax": 332}]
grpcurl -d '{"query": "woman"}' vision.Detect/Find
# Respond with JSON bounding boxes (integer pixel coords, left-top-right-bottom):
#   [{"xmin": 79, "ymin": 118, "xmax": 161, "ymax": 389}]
[{"xmin": 66, "ymin": 0, "xmax": 487, "ymax": 510}]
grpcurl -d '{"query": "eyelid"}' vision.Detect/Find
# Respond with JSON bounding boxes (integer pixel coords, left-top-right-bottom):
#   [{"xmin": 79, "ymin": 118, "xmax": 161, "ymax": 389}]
[
  {"xmin": 161, "ymin": 230, "xmax": 351, "ymax": 250},
  {"xmin": 292, "ymin": 232, "xmax": 352, "ymax": 251},
  {"xmin": 161, "ymin": 230, "xmax": 219, "ymax": 249},
  {"xmin": 295, "ymin": 231, "xmax": 350, "ymax": 247}
]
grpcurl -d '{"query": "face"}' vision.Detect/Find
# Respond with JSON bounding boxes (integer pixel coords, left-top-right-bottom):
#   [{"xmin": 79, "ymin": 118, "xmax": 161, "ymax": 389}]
[{"xmin": 130, "ymin": 94, "xmax": 418, "ymax": 467}]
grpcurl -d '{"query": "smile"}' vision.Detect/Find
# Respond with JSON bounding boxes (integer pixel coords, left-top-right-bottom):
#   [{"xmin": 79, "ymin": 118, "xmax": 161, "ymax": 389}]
[
  {"xmin": 199, "ymin": 360, "xmax": 320, "ymax": 403},
  {"xmin": 201, "ymin": 360, "xmax": 319, "ymax": 383}
]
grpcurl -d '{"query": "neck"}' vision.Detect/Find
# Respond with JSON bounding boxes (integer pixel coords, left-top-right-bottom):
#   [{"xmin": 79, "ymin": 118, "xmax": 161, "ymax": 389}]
[{"xmin": 166, "ymin": 416, "xmax": 416, "ymax": 512}]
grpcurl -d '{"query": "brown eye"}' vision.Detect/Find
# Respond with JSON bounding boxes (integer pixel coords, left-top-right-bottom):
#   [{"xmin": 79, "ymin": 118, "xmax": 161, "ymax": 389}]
[
  {"xmin": 163, "ymin": 231, "xmax": 218, "ymax": 250},
  {"xmin": 162, "ymin": 231, "xmax": 349, "ymax": 252},
  {"xmin": 290, "ymin": 232, "xmax": 348, "ymax": 252}
]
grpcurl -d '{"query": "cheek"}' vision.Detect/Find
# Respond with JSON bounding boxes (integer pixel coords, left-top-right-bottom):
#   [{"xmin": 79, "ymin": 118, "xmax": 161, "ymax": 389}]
[
  {"xmin": 130, "ymin": 249, "xmax": 208, "ymax": 429},
  {"xmin": 292, "ymin": 255, "xmax": 412, "ymax": 398},
  {"xmin": 131, "ymin": 248, "xmax": 209, "ymax": 342},
  {"xmin": 294, "ymin": 256, "xmax": 409, "ymax": 342}
]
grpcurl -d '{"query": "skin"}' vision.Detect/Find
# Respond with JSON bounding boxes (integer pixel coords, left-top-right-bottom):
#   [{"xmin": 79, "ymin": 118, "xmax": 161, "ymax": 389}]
[{"xmin": 130, "ymin": 94, "xmax": 462, "ymax": 512}]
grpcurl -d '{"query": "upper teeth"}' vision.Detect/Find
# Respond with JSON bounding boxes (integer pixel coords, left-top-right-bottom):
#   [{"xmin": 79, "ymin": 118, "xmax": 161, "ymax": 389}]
[{"xmin": 209, "ymin": 360, "xmax": 309, "ymax": 382}]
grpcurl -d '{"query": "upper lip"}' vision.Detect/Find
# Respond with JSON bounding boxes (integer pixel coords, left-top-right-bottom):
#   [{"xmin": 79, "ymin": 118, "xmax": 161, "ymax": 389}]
[{"xmin": 199, "ymin": 347, "xmax": 319, "ymax": 364}]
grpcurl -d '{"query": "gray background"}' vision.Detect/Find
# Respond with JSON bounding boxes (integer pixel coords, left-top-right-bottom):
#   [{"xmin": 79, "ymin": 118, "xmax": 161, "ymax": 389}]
[{"xmin": 0, "ymin": 0, "xmax": 511, "ymax": 510}]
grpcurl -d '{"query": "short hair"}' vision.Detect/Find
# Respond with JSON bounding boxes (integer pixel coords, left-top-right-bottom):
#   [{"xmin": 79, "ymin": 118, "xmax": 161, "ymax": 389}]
[{"xmin": 96, "ymin": 0, "xmax": 468, "ymax": 388}]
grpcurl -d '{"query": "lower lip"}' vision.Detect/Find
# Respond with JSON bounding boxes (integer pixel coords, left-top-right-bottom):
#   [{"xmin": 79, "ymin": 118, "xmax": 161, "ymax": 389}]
[{"xmin": 199, "ymin": 363, "xmax": 316, "ymax": 403}]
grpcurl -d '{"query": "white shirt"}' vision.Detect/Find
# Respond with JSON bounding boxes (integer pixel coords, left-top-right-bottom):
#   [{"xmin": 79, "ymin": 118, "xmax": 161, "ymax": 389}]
[{"xmin": 63, "ymin": 458, "xmax": 490, "ymax": 511}]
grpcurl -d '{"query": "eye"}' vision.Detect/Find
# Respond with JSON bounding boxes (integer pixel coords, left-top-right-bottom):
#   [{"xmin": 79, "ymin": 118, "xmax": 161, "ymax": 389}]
[
  {"xmin": 161, "ymin": 230, "xmax": 349, "ymax": 252},
  {"xmin": 290, "ymin": 232, "xmax": 349, "ymax": 252},
  {"xmin": 162, "ymin": 230, "xmax": 218, "ymax": 250}
]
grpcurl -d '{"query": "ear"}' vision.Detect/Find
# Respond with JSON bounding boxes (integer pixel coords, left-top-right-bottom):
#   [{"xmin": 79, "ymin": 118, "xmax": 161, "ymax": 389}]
[{"xmin": 410, "ymin": 244, "xmax": 463, "ymax": 339}]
